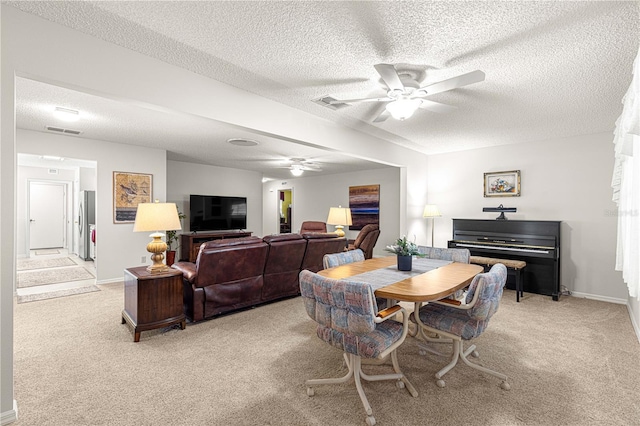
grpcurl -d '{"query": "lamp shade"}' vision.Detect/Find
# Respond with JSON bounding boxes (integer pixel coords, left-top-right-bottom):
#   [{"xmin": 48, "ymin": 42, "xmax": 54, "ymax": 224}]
[
  {"xmin": 423, "ymin": 204, "xmax": 442, "ymax": 218},
  {"xmin": 327, "ymin": 206, "xmax": 353, "ymax": 226},
  {"xmin": 133, "ymin": 201, "xmax": 182, "ymax": 233}
]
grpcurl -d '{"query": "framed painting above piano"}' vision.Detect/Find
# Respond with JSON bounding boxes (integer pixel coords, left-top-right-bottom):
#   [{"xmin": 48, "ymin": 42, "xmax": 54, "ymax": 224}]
[{"xmin": 448, "ymin": 219, "xmax": 561, "ymax": 300}]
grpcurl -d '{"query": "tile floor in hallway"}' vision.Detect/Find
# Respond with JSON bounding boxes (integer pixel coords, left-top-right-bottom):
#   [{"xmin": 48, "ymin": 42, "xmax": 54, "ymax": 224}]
[{"xmin": 16, "ymin": 248, "xmax": 97, "ymax": 296}]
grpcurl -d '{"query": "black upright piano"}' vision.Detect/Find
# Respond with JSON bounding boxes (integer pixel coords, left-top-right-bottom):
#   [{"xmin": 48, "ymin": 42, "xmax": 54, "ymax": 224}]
[{"xmin": 448, "ymin": 219, "xmax": 561, "ymax": 300}]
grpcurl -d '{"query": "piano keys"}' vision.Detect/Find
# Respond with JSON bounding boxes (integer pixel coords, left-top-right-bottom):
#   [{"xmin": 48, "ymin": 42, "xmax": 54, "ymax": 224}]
[{"xmin": 448, "ymin": 219, "xmax": 561, "ymax": 300}]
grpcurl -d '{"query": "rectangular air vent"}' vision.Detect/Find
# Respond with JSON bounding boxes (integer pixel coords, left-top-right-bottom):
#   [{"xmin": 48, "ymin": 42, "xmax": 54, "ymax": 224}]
[
  {"xmin": 45, "ymin": 126, "xmax": 82, "ymax": 135},
  {"xmin": 312, "ymin": 95, "xmax": 350, "ymax": 110}
]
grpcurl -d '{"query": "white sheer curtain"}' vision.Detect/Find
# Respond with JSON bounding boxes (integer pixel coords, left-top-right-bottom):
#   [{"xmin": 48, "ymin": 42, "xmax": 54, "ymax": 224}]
[{"xmin": 612, "ymin": 46, "xmax": 640, "ymax": 299}]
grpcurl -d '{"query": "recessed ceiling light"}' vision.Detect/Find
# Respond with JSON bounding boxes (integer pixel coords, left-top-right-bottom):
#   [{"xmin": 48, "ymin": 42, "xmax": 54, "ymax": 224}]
[
  {"xmin": 53, "ymin": 107, "xmax": 80, "ymax": 122},
  {"xmin": 227, "ymin": 138, "xmax": 259, "ymax": 147},
  {"xmin": 39, "ymin": 155, "xmax": 65, "ymax": 161}
]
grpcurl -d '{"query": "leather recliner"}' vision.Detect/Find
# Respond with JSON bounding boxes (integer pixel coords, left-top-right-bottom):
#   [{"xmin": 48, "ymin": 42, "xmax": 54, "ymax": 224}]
[
  {"xmin": 261, "ymin": 233, "xmax": 307, "ymax": 302},
  {"xmin": 301, "ymin": 233, "xmax": 347, "ymax": 272},
  {"xmin": 172, "ymin": 236, "xmax": 268, "ymax": 322},
  {"xmin": 348, "ymin": 224, "xmax": 380, "ymax": 259},
  {"xmin": 300, "ymin": 221, "xmax": 327, "ymax": 234}
]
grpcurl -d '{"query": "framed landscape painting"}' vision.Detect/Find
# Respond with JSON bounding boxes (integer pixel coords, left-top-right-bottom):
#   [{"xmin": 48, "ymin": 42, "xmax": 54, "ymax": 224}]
[
  {"xmin": 113, "ymin": 171, "xmax": 152, "ymax": 223},
  {"xmin": 348, "ymin": 184, "xmax": 380, "ymax": 230},
  {"xmin": 484, "ymin": 170, "xmax": 521, "ymax": 197}
]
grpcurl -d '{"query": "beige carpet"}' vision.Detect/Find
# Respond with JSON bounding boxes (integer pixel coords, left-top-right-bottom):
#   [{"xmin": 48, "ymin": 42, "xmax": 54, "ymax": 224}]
[
  {"xmin": 17, "ymin": 266, "xmax": 95, "ymax": 288},
  {"xmin": 13, "ymin": 285, "xmax": 640, "ymax": 426},
  {"xmin": 16, "ymin": 256, "xmax": 76, "ymax": 271}
]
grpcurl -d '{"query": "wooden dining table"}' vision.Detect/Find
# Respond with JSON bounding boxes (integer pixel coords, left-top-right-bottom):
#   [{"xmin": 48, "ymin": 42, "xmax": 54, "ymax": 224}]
[{"xmin": 318, "ymin": 256, "xmax": 483, "ymax": 303}]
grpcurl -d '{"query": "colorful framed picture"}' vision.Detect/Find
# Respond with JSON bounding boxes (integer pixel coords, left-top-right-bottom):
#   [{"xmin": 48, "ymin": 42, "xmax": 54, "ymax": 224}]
[
  {"xmin": 349, "ymin": 184, "xmax": 380, "ymax": 230},
  {"xmin": 484, "ymin": 170, "xmax": 521, "ymax": 197},
  {"xmin": 113, "ymin": 171, "xmax": 152, "ymax": 223}
]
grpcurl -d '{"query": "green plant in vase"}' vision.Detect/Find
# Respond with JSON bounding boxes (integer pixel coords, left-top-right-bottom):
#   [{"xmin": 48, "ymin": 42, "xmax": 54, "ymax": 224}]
[
  {"xmin": 385, "ymin": 236, "xmax": 421, "ymax": 271},
  {"xmin": 165, "ymin": 207, "xmax": 186, "ymax": 266}
]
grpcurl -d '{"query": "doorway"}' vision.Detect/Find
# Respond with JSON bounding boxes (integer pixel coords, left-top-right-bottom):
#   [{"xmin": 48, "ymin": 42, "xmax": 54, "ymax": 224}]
[
  {"xmin": 28, "ymin": 180, "xmax": 67, "ymax": 250},
  {"xmin": 278, "ymin": 189, "xmax": 293, "ymax": 233}
]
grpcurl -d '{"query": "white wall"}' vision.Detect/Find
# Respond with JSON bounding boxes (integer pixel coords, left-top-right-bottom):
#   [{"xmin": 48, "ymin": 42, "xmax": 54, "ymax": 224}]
[
  {"xmin": 262, "ymin": 167, "xmax": 401, "ymax": 257},
  {"xmin": 17, "ymin": 129, "xmax": 168, "ymax": 283},
  {"xmin": 166, "ymin": 160, "xmax": 263, "ymax": 258},
  {"xmin": 426, "ymin": 132, "xmax": 625, "ymax": 302}
]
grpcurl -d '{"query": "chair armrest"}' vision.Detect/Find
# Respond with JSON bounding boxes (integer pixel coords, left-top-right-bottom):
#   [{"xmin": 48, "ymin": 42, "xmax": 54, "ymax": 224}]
[
  {"xmin": 432, "ymin": 282, "xmax": 485, "ymax": 310},
  {"xmin": 376, "ymin": 304, "xmax": 402, "ymax": 319},
  {"xmin": 434, "ymin": 298, "xmax": 461, "ymax": 306},
  {"xmin": 171, "ymin": 262, "xmax": 197, "ymax": 283}
]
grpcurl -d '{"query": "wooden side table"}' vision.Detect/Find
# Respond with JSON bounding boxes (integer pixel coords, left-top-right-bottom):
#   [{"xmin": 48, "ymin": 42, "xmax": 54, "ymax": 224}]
[{"xmin": 121, "ymin": 266, "xmax": 186, "ymax": 342}]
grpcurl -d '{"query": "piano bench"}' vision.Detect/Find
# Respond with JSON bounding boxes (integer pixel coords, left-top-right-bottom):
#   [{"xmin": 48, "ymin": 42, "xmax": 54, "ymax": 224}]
[{"xmin": 469, "ymin": 256, "xmax": 527, "ymax": 302}]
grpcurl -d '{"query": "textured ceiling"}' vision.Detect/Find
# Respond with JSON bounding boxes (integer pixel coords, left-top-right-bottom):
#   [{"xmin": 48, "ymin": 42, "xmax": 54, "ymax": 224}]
[{"xmin": 7, "ymin": 1, "xmax": 640, "ymax": 175}]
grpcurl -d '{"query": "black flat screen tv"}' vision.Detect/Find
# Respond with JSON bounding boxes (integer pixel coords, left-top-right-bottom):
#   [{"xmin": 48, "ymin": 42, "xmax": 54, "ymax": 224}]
[{"xmin": 189, "ymin": 194, "xmax": 247, "ymax": 232}]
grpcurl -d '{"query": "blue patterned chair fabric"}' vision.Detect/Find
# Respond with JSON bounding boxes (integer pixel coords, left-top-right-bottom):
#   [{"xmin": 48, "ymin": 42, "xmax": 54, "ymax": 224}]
[
  {"xmin": 299, "ymin": 269, "xmax": 404, "ymax": 359},
  {"xmin": 322, "ymin": 248, "xmax": 365, "ymax": 269},
  {"xmin": 417, "ymin": 263, "xmax": 507, "ymax": 340},
  {"xmin": 417, "ymin": 246, "xmax": 471, "ymax": 263}
]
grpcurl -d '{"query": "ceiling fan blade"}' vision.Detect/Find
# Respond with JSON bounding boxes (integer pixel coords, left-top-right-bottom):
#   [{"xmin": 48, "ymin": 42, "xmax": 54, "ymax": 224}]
[
  {"xmin": 330, "ymin": 96, "xmax": 392, "ymax": 105},
  {"xmin": 419, "ymin": 70, "xmax": 485, "ymax": 96},
  {"xmin": 374, "ymin": 63, "xmax": 405, "ymax": 92},
  {"xmin": 418, "ymin": 100, "xmax": 458, "ymax": 114},
  {"xmin": 373, "ymin": 109, "xmax": 390, "ymax": 123}
]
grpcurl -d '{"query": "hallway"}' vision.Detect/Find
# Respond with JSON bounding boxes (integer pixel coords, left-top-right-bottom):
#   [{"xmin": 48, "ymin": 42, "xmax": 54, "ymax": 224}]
[{"xmin": 16, "ymin": 249, "xmax": 97, "ymax": 302}]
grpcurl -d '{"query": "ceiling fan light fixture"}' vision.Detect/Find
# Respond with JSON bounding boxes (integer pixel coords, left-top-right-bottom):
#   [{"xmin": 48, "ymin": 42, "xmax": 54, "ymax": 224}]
[
  {"xmin": 385, "ymin": 98, "xmax": 422, "ymax": 120},
  {"xmin": 290, "ymin": 166, "xmax": 304, "ymax": 177}
]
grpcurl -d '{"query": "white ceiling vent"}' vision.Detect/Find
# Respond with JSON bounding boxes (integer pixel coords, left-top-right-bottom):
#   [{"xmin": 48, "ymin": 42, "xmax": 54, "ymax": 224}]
[
  {"xmin": 45, "ymin": 126, "xmax": 82, "ymax": 135},
  {"xmin": 312, "ymin": 96, "xmax": 349, "ymax": 110}
]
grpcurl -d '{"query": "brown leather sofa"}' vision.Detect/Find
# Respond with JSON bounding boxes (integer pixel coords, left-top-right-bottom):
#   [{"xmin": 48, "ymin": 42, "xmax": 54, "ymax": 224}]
[
  {"xmin": 172, "ymin": 236, "xmax": 268, "ymax": 322},
  {"xmin": 172, "ymin": 233, "xmax": 345, "ymax": 322}
]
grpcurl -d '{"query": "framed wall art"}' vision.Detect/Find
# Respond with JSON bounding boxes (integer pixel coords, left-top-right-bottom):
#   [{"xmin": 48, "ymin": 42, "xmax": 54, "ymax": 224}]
[
  {"xmin": 484, "ymin": 170, "xmax": 521, "ymax": 197},
  {"xmin": 113, "ymin": 171, "xmax": 152, "ymax": 223},
  {"xmin": 348, "ymin": 184, "xmax": 380, "ymax": 230}
]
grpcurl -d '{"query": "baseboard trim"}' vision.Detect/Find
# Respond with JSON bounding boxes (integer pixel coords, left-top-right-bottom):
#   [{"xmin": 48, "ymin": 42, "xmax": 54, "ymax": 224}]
[
  {"xmin": 627, "ymin": 303, "xmax": 640, "ymax": 344},
  {"xmin": 1, "ymin": 400, "xmax": 18, "ymax": 425},
  {"xmin": 96, "ymin": 277, "xmax": 123, "ymax": 285},
  {"xmin": 569, "ymin": 291, "xmax": 627, "ymax": 305}
]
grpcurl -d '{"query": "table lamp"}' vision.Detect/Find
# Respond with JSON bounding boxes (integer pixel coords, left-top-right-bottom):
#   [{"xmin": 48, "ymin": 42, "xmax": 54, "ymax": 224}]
[
  {"xmin": 327, "ymin": 206, "xmax": 352, "ymax": 237},
  {"xmin": 423, "ymin": 204, "xmax": 441, "ymax": 247},
  {"xmin": 133, "ymin": 200, "xmax": 182, "ymax": 273}
]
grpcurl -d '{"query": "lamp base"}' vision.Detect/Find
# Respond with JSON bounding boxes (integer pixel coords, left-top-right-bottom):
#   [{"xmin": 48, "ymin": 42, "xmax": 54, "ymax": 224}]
[
  {"xmin": 146, "ymin": 233, "xmax": 170, "ymax": 274},
  {"xmin": 333, "ymin": 225, "xmax": 345, "ymax": 238}
]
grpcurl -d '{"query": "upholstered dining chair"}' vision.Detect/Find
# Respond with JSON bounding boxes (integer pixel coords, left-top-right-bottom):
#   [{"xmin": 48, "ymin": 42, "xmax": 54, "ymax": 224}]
[
  {"xmin": 299, "ymin": 269, "xmax": 418, "ymax": 426},
  {"xmin": 347, "ymin": 224, "xmax": 380, "ymax": 259},
  {"xmin": 300, "ymin": 221, "xmax": 327, "ymax": 234},
  {"xmin": 413, "ymin": 263, "xmax": 510, "ymax": 390},
  {"xmin": 322, "ymin": 248, "xmax": 365, "ymax": 269}
]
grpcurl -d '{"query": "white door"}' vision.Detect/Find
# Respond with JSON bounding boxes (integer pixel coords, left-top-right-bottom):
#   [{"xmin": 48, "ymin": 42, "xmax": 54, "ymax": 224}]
[{"xmin": 29, "ymin": 182, "xmax": 65, "ymax": 249}]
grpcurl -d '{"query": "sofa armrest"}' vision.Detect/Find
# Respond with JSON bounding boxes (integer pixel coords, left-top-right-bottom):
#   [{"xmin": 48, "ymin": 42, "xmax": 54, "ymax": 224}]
[{"xmin": 171, "ymin": 261, "xmax": 197, "ymax": 283}]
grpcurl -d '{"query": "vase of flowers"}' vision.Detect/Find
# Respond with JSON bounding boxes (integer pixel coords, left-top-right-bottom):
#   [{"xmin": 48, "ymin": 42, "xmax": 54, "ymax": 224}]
[{"xmin": 385, "ymin": 236, "xmax": 421, "ymax": 271}]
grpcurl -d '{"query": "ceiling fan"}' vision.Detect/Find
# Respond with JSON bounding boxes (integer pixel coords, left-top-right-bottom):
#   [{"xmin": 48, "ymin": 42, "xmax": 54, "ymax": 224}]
[
  {"xmin": 278, "ymin": 158, "xmax": 323, "ymax": 176},
  {"xmin": 329, "ymin": 64, "xmax": 485, "ymax": 122}
]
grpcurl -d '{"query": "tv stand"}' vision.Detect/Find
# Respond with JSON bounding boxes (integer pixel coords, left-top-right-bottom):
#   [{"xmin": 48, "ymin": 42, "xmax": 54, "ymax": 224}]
[{"xmin": 180, "ymin": 230, "xmax": 252, "ymax": 262}]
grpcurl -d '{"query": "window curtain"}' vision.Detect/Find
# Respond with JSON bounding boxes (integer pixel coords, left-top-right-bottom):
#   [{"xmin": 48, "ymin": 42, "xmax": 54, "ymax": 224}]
[{"xmin": 612, "ymin": 46, "xmax": 640, "ymax": 299}]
